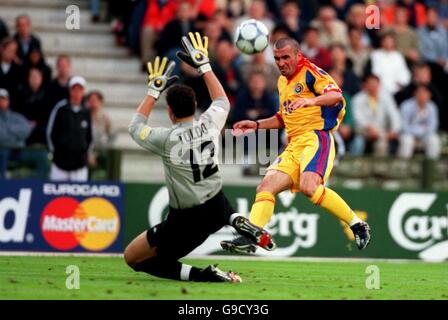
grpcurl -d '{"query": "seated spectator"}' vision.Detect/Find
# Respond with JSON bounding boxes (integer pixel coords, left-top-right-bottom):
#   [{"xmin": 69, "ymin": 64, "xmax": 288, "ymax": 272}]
[
  {"xmin": 0, "ymin": 38, "xmax": 22, "ymax": 108},
  {"xmin": 329, "ymin": 68, "xmax": 354, "ymax": 149},
  {"xmin": 235, "ymin": 0, "xmax": 275, "ymax": 34},
  {"xmin": 398, "ymin": 84, "xmax": 441, "ymax": 160},
  {"xmin": 156, "ymin": 1, "xmax": 198, "ymax": 75},
  {"xmin": 22, "ymin": 47, "xmax": 52, "ymax": 88},
  {"xmin": 240, "ymin": 52, "xmax": 280, "ymax": 94},
  {"xmin": 210, "ymin": 38, "xmax": 242, "ymax": 106},
  {"xmin": 346, "ymin": 28, "xmax": 370, "ymax": 78},
  {"xmin": 384, "ymin": 5, "xmax": 420, "ymax": 65},
  {"xmin": 300, "ymin": 27, "xmax": 332, "ymax": 71},
  {"xmin": 329, "ymin": 43, "xmax": 361, "ymax": 95},
  {"xmin": 140, "ymin": 0, "xmax": 178, "ymax": 71},
  {"xmin": 366, "ymin": 32, "xmax": 411, "ymax": 95},
  {"xmin": 47, "ymin": 54, "xmax": 71, "ymax": 109},
  {"xmin": 13, "ymin": 15, "xmax": 41, "ymax": 65},
  {"xmin": 351, "ymin": 74, "xmax": 401, "ymax": 156},
  {"xmin": 417, "ymin": 7, "xmax": 448, "ymax": 83},
  {"xmin": 203, "ymin": 18, "xmax": 228, "ymax": 61},
  {"xmin": 0, "ymin": 17, "xmax": 9, "ymax": 43},
  {"xmin": 311, "ymin": 6, "xmax": 348, "ymax": 48},
  {"xmin": 330, "ymin": 0, "xmax": 352, "ymax": 21},
  {"xmin": 230, "ymin": 71, "xmax": 277, "ymax": 124},
  {"xmin": 0, "ymin": 88, "xmax": 33, "ymax": 179},
  {"xmin": 346, "ymin": 3, "xmax": 378, "ymax": 48},
  {"xmin": 18, "ymin": 68, "xmax": 52, "ymax": 146},
  {"xmin": 275, "ymin": 0, "xmax": 305, "ymax": 42},
  {"xmin": 395, "ymin": 62, "xmax": 444, "ymax": 116}
]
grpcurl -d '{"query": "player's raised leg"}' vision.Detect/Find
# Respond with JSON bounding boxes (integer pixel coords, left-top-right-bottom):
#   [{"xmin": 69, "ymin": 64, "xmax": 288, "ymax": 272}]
[{"xmin": 300, "ymin": 172, "xmax": 371, "ymax": 250}]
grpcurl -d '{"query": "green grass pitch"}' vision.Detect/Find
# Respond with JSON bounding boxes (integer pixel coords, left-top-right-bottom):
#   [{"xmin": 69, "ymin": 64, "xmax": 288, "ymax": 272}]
[{"xmin": 1, "ymin": 255, "xmax": 447, "ymax": 300}]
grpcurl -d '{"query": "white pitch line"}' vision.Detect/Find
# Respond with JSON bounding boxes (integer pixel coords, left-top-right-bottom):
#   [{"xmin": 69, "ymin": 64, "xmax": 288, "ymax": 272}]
[{"xmin": 0, "ymin": 251, "xmax": 445, "ymax": 264}]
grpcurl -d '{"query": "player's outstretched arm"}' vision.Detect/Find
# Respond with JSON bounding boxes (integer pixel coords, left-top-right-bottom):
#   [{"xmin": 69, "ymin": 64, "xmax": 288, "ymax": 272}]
[
  {"xmin": 129, "ymin": 56, "xmax": 178, "ymax": 140},
  {"xmin": 289, "ymin": 91, "xmax": 343, "ymax": 110},
  {"xmin": 232, "ymin": 115, "xmax": 284, "ymax": 136}
]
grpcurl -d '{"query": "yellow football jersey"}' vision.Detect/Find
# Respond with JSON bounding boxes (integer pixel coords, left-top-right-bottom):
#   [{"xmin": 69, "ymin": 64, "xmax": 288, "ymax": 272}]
[{"xmin": 276, "ymin": 59, "xmax": 346, "ymax": 138}]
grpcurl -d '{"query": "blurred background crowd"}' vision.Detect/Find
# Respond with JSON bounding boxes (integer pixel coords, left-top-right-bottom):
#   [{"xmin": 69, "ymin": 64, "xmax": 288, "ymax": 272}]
[{"xmin": 0, "ymin": 0, "xmax": 447, "ymax": 181}]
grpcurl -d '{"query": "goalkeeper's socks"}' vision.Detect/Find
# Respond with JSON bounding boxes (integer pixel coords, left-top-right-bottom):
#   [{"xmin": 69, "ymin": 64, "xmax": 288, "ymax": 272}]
[
  {"xmin": 309, "ymin": 185, "xmax": 356, "ymax": 225},
  {"xmin": 134, "ymin": 257, "xmax": 198, "ymax": 281},
  {"xmin": 249, "ymin": 191, "xmax": 275, "ymax": 228}
]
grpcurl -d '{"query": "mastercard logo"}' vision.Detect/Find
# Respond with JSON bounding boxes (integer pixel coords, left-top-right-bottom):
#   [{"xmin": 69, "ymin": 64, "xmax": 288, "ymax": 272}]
[{"xmin": 40, "ymin": 197, "xmax": 120, "ymax": 251}]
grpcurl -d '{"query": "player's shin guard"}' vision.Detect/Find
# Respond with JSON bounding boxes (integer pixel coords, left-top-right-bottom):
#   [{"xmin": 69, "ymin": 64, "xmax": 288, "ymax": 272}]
[
  {"xmin": 133, "ymin": 257, "xmax": 198, "ymax": 281},
  {"xmin": 249, "ymin": 191, "xmax": 275, "ymax": 228},
  {"xmin": 309, "ymin": 185, "xmax": 356, "ymax": 225}
]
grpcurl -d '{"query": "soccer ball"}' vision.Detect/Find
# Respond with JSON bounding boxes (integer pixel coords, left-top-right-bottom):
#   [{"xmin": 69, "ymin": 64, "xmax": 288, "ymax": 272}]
[{"xmin": 234, "ymin": 19, "xmax": 269, "ymax": 55}]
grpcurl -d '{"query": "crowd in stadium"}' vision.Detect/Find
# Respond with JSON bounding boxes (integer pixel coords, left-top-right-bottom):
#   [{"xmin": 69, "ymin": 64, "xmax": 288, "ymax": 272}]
[{"xmin": 0, "ymin": 0, "xmax": 447, "ymax": 180}]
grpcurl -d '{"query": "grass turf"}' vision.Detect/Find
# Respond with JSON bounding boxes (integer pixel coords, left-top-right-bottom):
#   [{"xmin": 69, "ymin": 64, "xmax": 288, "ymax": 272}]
[{"xmin": 0, "ymin": 256, "xmax": 447, "ymax": 300}]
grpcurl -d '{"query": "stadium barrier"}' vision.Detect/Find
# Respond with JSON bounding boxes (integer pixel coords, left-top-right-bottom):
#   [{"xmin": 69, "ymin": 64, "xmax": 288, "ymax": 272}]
[{"xmin": 1, "ymin": 180, "xmax": 447, "ymax": 262}]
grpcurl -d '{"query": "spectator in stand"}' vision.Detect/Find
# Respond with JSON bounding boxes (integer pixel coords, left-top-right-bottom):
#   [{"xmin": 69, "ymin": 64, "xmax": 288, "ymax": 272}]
[
  {"xmin": 90, "ymin": 0, "xmax": 101, "ymax": 23},
  {"xmin": 351, "ymin": 74, "xmax": 401, "ymax": 156},
  {"xmin": 212, "ymin": 9, "xmax": 233, "ymax": 40},
  {"xmin": 235, "ymin": 0, "xmax": 275, "ymax": 34},
  {"xmin": 140, "ymin": 0, "xmax": 178, "ymax": 71},
  {"xmin": 417, "ymin": 7, "xmax": 448, "ymax": 83},
  {"xmin": 395, "ymin": 62, "xmax": 444, "ymax": 113},
  {"xmin": 380, "ymin": 0, "xmax": 427, "ymax": 28},
  {"xmin": 398, "ymin": 84, "xmax": 441, "ymax": 160},
  {"xmin": 210, "ymin": 38, "xmax": 242, "ymax": 106},
  {"xmin": 0, "ymin": 88, "xmax": 32, "ymax": 179},
  {"xmin": 329, "ymin": 43, "xmax": 360, "ymax": 95},
  {"xmin": 230, "ymin": 71, "xmax": 277, "ymax": 174},
  {"xmin": 0, "ymin": 18, "xmax": 9, "ymax": 43},
  {"xmin": 86, "ymin": 90, "xmax": 114, "ymax": 150},
  {"xmin": 330, "ymin": 0, "xmax": 353, "ymax": 21},
  {"xmin": 346, "ymin": 28, "xmax": 370, "ymax": 78},
  {"xmin": 275, "ymin": 0, "xmax": 305, "ymax": 42},
  {"xmin": 22, "ymin": 47, "xmax": 52, "ymax": 88},
  {"xmin": 231, "ymin": 71, "xmax": 277, "ymax": 125},
  {"xmin": 86, "ymin": 90, "xmax": 114, "ymax": 171},
  {"xmin": 329, "ymin": 68, "xmax": 354, "ymax": 149},
  {"xmin": 300, "ymin": 27, "xmax": 332, "ymax": 71},
  {"xmin": 18, "ymin": 68, "xmax": 52, "ymax": 146},
  {"xmin": 0, "ymin": 38, "xmax": 22, "ymax": 108},
  {"xmin": 240, "ymin": 52, "xmax": 280, "ymax": 94},
  {"xmin": 385, "ymin": 5, "xmax": 420, "ymax": 65},
  {"xmin": 346, "ymin": 3, "xmax": 378, "ymax": 48},
  {"xmin": 156, "ymin": 1, "xmax": 198, "ymax": 75},
  {"xmin": 47, "ymin": 76, "xmax": 92, "ymax": 181},
  {"xmin": 203, "ymin": 19, "xmax": 224, "ymax": 61},
  {"xmin": 311, "ymin": 6, "xmax": 348, "ymax": 48},
  {"xmin": 47, "ymin": 54, "xmax": 71, "ymax": 109},
  {"xmin": 13, "ymin": 15, "xmax": 41, "ymax": 65},
  {"xmin": 366, "ymin": 32, "xmax": 411, "ymax": 95}
]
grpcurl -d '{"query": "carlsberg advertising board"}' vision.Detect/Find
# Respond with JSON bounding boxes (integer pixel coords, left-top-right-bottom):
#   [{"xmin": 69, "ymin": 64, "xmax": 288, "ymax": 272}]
[{"xmin": 124, "ymin": 183, "xmax": 448, "ymax": 262}]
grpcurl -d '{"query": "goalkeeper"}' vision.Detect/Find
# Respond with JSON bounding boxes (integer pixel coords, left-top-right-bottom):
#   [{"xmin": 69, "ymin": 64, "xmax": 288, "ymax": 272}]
[{"xmin": 124, "ymin": 33, "xmax": 275, "ymax": 283}]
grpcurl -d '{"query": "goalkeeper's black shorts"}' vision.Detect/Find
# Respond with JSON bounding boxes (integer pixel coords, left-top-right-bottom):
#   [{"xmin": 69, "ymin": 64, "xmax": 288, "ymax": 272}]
[{"xmin": 146, "ymin": 190, "xmax": 235, "ymax": 260}]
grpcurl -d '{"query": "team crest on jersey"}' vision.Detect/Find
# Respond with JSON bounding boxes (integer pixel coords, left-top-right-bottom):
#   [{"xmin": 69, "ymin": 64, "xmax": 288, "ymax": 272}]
[{"xmin": 294, "ymin": 83, "xmax": 304, "ymax": 94}]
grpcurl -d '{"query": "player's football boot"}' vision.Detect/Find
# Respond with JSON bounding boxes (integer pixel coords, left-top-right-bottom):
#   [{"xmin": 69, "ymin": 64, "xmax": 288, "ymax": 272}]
[
  {"xmin": 195, "ymin": 264, "xmax": 242, "ymax": 283},
  {"xmin": 231, "ymin": 216, "xmax": 276, "ymax": 251},
  {"xmin": 220, "ymin": 236, "xmax": 259, "ymax": 254},
  {"xmin": 350, "ymin": 221, "xmax": 371, "ymax": 250}
]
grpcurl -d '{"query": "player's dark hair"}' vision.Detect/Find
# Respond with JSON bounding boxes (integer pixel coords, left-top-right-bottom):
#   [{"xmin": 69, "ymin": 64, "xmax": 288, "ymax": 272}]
[
  {"xmin": 166, "ymin": 85, "xmax": 196, "ymax": 119},
  {"xmin": 273, "ymin": 37, "xmax": 300, "ymax": 54}
]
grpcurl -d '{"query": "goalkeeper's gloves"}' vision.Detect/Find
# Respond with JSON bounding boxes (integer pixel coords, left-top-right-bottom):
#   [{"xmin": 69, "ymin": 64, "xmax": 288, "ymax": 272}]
[
  {"xmin": 176, "ymin": 32, "xmax": 211, "ymax": 76},
  {"xmin": 146, "ymin": 56, "xmax": 179, "ymax": 100}
]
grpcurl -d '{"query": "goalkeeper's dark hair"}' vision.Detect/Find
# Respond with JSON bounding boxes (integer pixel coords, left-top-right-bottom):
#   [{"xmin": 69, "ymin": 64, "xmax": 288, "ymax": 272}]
[
  {"xmin": 273, "ymin": 37, "xmax": 300, "ymax": 54},
  {"xmin": 166, "ymin": 84, "xmax": 196, "ymax": 118}
]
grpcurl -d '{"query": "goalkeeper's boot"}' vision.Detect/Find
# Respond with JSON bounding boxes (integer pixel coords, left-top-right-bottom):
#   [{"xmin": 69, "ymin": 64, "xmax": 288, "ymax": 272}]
[
  {"xmin": 194, "ymin": 264, "xmax": 242, "ymax": 283},
  {"xmin": 350, "ymin": 221, "xmax": 371, "ymax": 250},
  {"xmin": 220, "ymin": 236, "xmax": 258, "ymax": 254},
  {"xmin": 231, "ymin": 216, "xmax": 276, "ymax": 251}
]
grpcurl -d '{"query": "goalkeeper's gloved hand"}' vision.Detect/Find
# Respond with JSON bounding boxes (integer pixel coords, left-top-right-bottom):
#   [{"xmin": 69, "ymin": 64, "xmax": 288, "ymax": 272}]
[
  {"xmin": 146, "ymin": 56, "xmax": 179, "ymax": 100},
  {"xmin": 176, "ymin": 32, "xmax": 211, "ymax": 76}
]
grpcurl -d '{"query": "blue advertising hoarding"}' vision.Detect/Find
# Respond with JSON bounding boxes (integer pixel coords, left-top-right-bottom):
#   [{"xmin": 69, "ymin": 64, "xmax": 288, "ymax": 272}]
[{"xmin": 0, "ymin": 180, "xmax": 124, "ymax": 253}]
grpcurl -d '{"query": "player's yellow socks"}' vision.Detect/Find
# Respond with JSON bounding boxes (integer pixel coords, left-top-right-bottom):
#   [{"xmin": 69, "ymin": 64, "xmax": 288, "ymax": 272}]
[
  {"xmin": 309, "ymin": 185, "xmax": 355, "ymax": 225},
  {"xmin": 249, "ymin": 191, "xmax": 275, "ymax": 228}
]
